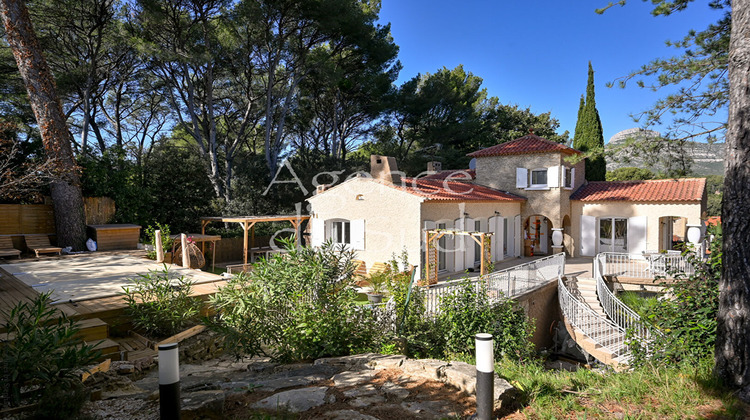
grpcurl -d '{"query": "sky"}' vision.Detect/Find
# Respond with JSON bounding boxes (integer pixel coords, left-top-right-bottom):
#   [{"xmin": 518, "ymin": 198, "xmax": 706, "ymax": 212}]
[{"xmin": 376, "ymin": 1, "xmax": 726, "ymax": 144}]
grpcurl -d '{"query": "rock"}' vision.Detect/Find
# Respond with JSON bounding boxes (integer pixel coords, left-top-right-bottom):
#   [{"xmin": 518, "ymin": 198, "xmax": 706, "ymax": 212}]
[
  {"xmin": 314, "ymin": 353, "xmax": 381, "ymax": 370},
  {"xmin": 347, "ymin": 394, "xmax": 386, "ymax": 407},
  {"xmin": 254, "ymin": 373, "xmax": 329, "ymax": 392},
  {"xmin": 493, "ymin": 377, "xmax": 520, "ymax": 410},
  {"xmin": 380, "ymin": 382, "xmax": 409, "ymax": 399},
  {"xmin": 331, "ymin": 370, "xmax": 377, "ymax": 387},
  {"xmin": 89, "ymin": 389, "xmax": 102, "ymax": 401},
  {"xmin": 181, "ymin": 390, "xmax": 225, "ymax": 420},
  {"xmin": 369, "ymin": 354, "xmax": 406, "ymax": 370},
  {"xmin": 401, "ymin": 359, "xmax": 446, "ymax": 381},
  {"xmin": 320, "ymin": 409, "xmax": 380, "ymax": 420},
  {"xmin": 442, "ymin": 362, "xmax": 476, "ymax": 394},
  {"xmin": 400, "ymin": 401, "xmax": 458, "ymax": 418},
  {"xmin": 342, "ymin": 384, "xmax": 378, "ymax": 397},
  {"xmin": 252, "ymin": 386, "xmax": 333, "ymax": 413}
]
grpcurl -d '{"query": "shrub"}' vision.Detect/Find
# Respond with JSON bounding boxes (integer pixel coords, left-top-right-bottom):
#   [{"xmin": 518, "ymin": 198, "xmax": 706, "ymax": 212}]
[
  {"xmin": 0, "ymin": 292, "xmax": 100, "ymax": 409},
  {"xmin": 436, "ymin": 279, "xmax": 534, "ymax": 361},
  {"xmin": 122, "ymin": 266, "xmax": 202, "ymax": 337},
  {"xmin": 144, "ymin": 223, "xmax": 174, "ymax": 260},
  {"xmin": 629, "ymin": 229, "xmax": 721, "ymax": 366},
  {"xmin": 208, "ymin": 239, "xmax": 379, "ymax": 362}
]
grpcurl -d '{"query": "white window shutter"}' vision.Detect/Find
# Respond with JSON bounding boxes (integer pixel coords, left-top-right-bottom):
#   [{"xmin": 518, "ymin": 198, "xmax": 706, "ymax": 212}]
[
  {"xmin": 570, "ymin": 168, "xmax": 576, "ymax": 189},
  {"xmin": 514, "ymin": 215, "xmax": 522, "ymax": 257},
  {"xmin": 311, "ymin": 218, "xmax": 325, "ymax": 247},
  {"xmin": 497, "ymin": 217, "xmax": 505, "ymax": 261},
  {"xmin": 464, "ymin": 218, "xmax": 475, "ymax": 268},
  {"xmin": 351, "ymin": 219, "xmax": 365, "ymax": 251},
  {"xmin": 627, "ymin": 216, "xmax": 648, "ymax": 255},
  {"xmin": 454, "ymin": 218, "xmax": 465, "ymax": 272},
  {"xmin": 488, "ymin": 216, "xmax": 498, "ymax": 261},
  {"xmin": 581, "ymin": 215, "xmax": 596, "ymax": 256},
  {"xmin": 548, "ymin": 166, "xmax": 560, "ymax": 188},
  {"xmin": 516, "ymin": 168, "xmax": 528, "ymax": 188}
]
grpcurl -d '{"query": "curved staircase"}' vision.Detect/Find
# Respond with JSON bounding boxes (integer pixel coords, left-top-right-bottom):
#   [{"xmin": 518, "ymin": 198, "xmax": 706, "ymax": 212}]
[{"xmin": 557, "ymin": 253, "xmax": 682, "ymax": 368}]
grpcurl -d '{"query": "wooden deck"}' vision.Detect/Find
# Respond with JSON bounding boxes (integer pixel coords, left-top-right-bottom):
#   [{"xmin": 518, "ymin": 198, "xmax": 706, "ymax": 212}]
[{"xmin": 0, "ymin": 252, "xmax": 228, "ymax": 328}]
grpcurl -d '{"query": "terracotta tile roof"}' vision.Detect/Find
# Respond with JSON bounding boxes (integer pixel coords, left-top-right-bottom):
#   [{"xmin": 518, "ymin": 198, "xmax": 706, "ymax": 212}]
[
  {"xmin": 389, "ymin": 177, "xmax": 525, "ymax": 202},
  {"xmin": 421, "ymin": 169, "xmax": 476, "ymax": 181},
  {"xmin": 467, "ymin": 134, "xmax": 581, "ymax": 158},
  {"xmin": 570, "ymin": 178, "xmax": 706, "ymax": 202}
]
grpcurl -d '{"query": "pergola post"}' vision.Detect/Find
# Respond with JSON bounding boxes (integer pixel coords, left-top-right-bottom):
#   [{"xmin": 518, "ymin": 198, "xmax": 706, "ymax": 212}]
[{"xmin": 424, "ymin": 229, "xmax": 493, "ymax": 283}]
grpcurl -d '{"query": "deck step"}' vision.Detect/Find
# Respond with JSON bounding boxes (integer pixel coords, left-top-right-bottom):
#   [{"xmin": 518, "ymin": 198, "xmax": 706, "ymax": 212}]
[
  {"xmin": 88, "ymin": 338, "xmax": 121, "ymax": 361},
  {"xmin": 73, "ymin": 318, "xmax": 109, "ymax": 342}
]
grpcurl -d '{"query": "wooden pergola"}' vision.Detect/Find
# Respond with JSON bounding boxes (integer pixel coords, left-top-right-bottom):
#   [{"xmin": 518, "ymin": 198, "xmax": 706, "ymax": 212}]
[
  {"xmin": 201, "ymin": 215, "xmax": 311, "ymax": 264},
  {"xmin": 424, "ymin": 229, "xmax": 493, "ymax": 285}
]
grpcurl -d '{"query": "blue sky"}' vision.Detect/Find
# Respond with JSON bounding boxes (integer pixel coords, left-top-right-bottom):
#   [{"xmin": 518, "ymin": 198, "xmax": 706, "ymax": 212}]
[{"xmin": 377, "ymin": 1, "xmax": 725, "ymax": 143}]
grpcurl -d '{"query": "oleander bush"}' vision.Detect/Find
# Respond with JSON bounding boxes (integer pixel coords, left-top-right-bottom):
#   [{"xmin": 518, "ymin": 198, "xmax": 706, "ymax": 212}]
[
  {"xmin": 122, "ymin": 266, "xmax": 202, "ymax": 337},
  {"xmin": 0, "ymin": 292, "xmax": 100, "ymax": 413}
]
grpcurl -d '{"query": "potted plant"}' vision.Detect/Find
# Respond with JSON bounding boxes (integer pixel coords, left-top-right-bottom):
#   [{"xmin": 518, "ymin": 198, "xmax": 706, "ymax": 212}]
[{"xmin": 366, "ymin": 271, "xmax": 390, "ymax": 304}]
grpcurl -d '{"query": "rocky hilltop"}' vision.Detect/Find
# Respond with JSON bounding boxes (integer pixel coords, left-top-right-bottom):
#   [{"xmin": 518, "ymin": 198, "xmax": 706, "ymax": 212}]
[{"xmin": 605, "ymin": 128, "xmax": 725, "ymax": 176}]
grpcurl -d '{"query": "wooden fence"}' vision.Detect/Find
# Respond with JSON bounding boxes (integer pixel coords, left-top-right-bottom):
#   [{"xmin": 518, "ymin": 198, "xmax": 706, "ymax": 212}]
[
  {"xmin": 212, "ymin": 235, "xmax": 272, "ymax": 263},
  {"xmin": 0, "ymin": 197, "xmax": 116, "ymax": 235}
]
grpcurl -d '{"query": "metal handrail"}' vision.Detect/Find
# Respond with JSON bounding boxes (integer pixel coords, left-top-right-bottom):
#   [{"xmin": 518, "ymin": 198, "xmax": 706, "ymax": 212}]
[
  {"xmin": 557, "ymin": 275, "xmax": 629, "ymax": 355},
  {"xmin": 421, "ymin": 253, "xmax": 565, "ymax": 316},
  {"xmin": 594, "ymin": 254, "xmax": 652, "ymax": 342}
]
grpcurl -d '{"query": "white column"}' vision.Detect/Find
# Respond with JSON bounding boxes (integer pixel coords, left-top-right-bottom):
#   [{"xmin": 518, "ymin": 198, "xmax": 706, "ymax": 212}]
[
  {"xmin": 181, "ymin": 233, "xmax": 189, "ymax": 267},
  {"xmin": 155, "ymin": 230, "xmax": 164, "ymax": 263}
]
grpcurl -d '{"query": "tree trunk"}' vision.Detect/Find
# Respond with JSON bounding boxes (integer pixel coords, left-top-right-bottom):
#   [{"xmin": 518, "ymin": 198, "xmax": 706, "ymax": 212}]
[
  {"xmin": 715, "ymin": 0, "xmax": 750, "ymax": 397},
  {"xmin": 0, "ymin": 0, "xmax": 87, "ymax": 250}
]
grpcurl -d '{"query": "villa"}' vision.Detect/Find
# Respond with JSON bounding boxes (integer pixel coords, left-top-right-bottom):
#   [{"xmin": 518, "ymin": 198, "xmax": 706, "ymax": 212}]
[{"xmin": 307, "ymin": 134, "xmax": 707, "ymax": 280}]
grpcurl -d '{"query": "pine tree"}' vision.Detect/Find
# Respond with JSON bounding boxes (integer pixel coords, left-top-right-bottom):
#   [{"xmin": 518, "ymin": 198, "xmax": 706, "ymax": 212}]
[{"xmin": 573, "ymin": 62, "xmax": 606, "ymax": 181}]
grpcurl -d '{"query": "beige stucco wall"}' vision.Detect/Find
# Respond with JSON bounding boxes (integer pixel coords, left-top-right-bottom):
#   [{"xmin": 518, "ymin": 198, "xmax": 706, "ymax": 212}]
[
  {"xmin": 474, "ymin": 152, "xmax": 585, "ymax": 255},
  {"xmin": 514, "ymin": 279, "xmax": 560, "ymax": 351},
  {"xmin": 569, "ymin": 201, "xmax": 705, "ymax": 256},
  {"xmin": 420, "ymin": 201, "xmax": 522, "ymax": 272},
  {"xmin": 307, "ymin": 178, "xmax": 424, "ymax": 270}
]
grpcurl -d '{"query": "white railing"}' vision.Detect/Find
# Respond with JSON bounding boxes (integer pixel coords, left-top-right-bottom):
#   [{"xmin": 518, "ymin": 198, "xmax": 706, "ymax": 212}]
[
  {"xmin": 558, "ymin": 276, "xmax": 629, "ymax": 355},
  {"xmin": 598, "ymin": 252, "xmax": 694, "ymax": 280},
  {"xmin": 593, "ymin": 254, "xmax": 653, "ymax": 343},
  {"xmin": 421, "ymin": 253, "xmax": 565, "ymax": 316}
]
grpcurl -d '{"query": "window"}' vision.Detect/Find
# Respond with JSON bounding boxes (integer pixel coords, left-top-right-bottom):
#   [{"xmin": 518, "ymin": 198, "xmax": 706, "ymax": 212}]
[
  {"xmin": 331, "ymin": 220, "xmax": 350, "ymax": 245},
  {"xmin": 564, "ymin": 167, "xmax": 572, "ymax": 188},
  {"xmin": 530, "ymin": 169, "xmax": 547, "ymax": 187}
]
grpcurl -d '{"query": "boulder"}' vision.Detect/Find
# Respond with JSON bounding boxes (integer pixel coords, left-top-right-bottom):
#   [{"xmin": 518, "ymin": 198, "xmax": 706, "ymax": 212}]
[
  {"xmin": 252, "ymin": 386, "xmax": 333, "ymax": 413},
  {"xmin": 181, "ymin": 390, "xmax": 225, "ymax": 420}
]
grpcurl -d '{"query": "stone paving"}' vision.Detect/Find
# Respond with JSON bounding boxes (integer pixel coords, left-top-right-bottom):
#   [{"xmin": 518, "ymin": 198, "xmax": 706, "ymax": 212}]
[{"xmin": 78, "ymin": 353, "xmax": 518, "ymax": 419}]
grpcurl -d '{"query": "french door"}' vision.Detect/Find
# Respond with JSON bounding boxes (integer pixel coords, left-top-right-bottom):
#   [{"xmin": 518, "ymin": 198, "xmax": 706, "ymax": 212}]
[{"xmin": 599, "ymin": 218, "xmax": 628, "ymax": 253}]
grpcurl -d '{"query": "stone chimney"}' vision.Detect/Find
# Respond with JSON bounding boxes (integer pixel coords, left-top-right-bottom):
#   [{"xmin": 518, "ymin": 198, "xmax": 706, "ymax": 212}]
[
  {"xmin": 370, "ymin": 155, "xmax": 401, "ymax": 184},
  {"xmin": 427, "ymin": 161, "xmax": 442, "ymax": 173}
]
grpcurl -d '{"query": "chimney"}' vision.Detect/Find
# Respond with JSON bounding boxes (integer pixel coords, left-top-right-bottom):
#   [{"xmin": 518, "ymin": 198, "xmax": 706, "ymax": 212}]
[
  {"xmin": 370, "ymin": 155, "xmax": 401, "ymax": 184},
  {"xmin": 427, "ymin": 161, "xmax": 442, "ymax": 173}
]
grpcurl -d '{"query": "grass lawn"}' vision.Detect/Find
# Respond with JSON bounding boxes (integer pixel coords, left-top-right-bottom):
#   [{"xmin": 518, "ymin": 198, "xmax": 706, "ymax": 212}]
[{"xmin": 498, "ymin": 357, "xmax": 748, "ymax": 419}]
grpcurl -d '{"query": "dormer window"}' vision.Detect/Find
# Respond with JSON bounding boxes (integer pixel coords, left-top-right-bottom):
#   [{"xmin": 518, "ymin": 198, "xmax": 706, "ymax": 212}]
[{"xmin": 530, "ymin": 169, "xmax": 548, "ymax": 187}]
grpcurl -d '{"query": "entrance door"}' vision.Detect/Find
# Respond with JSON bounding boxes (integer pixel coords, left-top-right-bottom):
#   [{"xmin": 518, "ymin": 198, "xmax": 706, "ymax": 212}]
[{"xmin": 599, "ymin": 218, "xmax": 628, "ymax": 253}]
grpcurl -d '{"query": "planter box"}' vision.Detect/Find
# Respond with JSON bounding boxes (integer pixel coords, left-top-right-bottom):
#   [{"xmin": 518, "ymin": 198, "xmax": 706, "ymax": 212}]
[{"xmin": 87, "ymin": 224, "xmax": 142, "ymax": 251}]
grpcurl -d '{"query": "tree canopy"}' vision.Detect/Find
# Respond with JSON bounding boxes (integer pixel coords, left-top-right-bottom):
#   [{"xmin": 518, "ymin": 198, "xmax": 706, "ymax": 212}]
[{"xmin": 573, "ymin": 62, "xmax": 606, "ymax": 181}]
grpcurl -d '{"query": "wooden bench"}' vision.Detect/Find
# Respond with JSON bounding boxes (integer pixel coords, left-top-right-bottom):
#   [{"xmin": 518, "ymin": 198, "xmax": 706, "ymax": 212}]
[
  {"xmin": 24, "ymin": 234, "xmax": 62, "ymax": 257},
  {"xmin": 0, "ymin": 236, "xmax": 21, "ymax": 258}
]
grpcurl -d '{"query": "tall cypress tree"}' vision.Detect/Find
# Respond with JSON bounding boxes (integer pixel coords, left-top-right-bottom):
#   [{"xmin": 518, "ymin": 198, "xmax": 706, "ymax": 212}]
[{"xmin": 573, "ymin": 62, "xmax": 606, "ymax": 181}]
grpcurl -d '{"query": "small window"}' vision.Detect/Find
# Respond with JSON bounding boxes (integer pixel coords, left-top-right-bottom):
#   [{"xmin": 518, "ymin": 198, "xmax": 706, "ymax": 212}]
[
  {"xmin": 331, "ymin": 220, "xmax": 351, "ymax": 245},
  {"xmin": 564, "ymin": 167, "xmax": 572, "ymax": 188},
  {"xmin": 530, "ymin": 169, "xmax": 547, "ymax": 187}
]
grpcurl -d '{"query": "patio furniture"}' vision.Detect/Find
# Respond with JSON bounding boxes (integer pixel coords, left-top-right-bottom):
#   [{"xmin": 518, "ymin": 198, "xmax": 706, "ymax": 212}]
[
  {"xmin": 0, "ymin": 236, "xmax": 21, "ymax": 258},
  {"xmin": 24, "ymin": 234, "xmax": 62, "ymax": 257}
]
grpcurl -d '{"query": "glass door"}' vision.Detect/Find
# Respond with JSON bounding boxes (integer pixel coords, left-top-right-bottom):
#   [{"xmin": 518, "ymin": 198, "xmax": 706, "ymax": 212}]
[{"xmin": 599, "ymin": 217, "xmax": 628, "ymax": 253}]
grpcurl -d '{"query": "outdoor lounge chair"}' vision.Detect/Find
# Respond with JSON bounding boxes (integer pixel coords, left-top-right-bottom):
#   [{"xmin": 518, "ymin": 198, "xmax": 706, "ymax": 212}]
[
  {"xmin": 24, "ymin": 234, "xmax": 62, "ymax": 257},
  {"xmin": 0, "ymin": 236, "xmax": 21, "ymax": 259}
]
